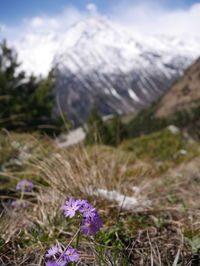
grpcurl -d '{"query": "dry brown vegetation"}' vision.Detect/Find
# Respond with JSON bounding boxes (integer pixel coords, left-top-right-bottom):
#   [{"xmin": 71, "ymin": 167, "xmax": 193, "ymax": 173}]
[
  {"xmin": 155, "ymin": 57, "xmax": 200, "ymax": 118},
  {"xmin": 1, "ymin": 131, "xmax": 200, "ymax": 265}
]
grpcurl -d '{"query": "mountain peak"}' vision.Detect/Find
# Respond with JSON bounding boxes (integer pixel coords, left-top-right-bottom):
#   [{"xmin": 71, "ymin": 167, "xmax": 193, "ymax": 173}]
[
  {"xmin": 51, "ymin": 17, "xmax": 200, "ymax": 124},
  {"xmin": 58, "ymin": 15, "xmax": 129, "ymax": 52},
  {"xmin": 12, "ymin": 15, "xmax": 200, "ymax": 124},
  {"xmin": 72, "ymin": 15, "xmax": 112, "ymax": 30}
]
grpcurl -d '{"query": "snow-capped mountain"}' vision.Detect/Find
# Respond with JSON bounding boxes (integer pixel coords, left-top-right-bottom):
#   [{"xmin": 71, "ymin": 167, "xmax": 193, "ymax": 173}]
[{"xmin": 15, "ymin": 16, "xmax": 200, "ymax": 124}]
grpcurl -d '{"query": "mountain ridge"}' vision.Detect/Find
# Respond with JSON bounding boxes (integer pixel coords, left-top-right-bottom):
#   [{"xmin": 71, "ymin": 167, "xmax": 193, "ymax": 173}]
[
  {"xmin": 52, "ymin": 16, "xmax": 200, "ymax": 124},
  {"xmin": 14, "ymin": 16, "xmax": 200, "ymax": 124},
  {"xmin": 155, "ymin": 57, "xmax": 200, "ymax": 118},
  {"xmin": 126, "ymin": 56, "xmax": 200, "ymax": 140}
]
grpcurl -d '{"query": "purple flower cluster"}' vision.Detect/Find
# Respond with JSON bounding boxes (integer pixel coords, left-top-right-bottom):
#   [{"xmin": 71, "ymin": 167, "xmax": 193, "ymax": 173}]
[
  {"xmin": 45, "ymin": 199, "xmax": 102, "ymax": 265},
  {"xmin": 11, "ymin": 199, "xmax": 27, "ymax": 208},
  {"xmin": 61, "ymin": 198, "xmax": 103, "ymax": 236},
  {"xmin": 80, "ymin": 215, "xmax": 103, "ymax": 236},
  {"xmin": 45, "ymin": 245, "xmax": 79, "ymax": 266},
  {"xmin": 16, "ymin": 180, "xmax": 33, "ymax": 192},
  {"xmin": 11, "ymin": 180, "xmax": 33, "ymax": 209}
]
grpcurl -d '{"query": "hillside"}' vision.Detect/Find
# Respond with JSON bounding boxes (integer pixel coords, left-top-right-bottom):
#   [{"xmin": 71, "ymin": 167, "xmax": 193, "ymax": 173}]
[
  {"xmin": 1, "ymin": 130, "xmax": 200, "ymax": 265},
  {"xmin": 14, "ymin": 16, "xmax": 200, "ymax": 124},
  {"xmin": 52, "ymin": 17, "xmax": 199, "ymax": 124},
  {"xmin": 126, "ymin": 57, "xmax": 200, "ymax": 139},
  {"xmin": 156, "ymin": 57, "xmax": 200, "ymax": 118}
]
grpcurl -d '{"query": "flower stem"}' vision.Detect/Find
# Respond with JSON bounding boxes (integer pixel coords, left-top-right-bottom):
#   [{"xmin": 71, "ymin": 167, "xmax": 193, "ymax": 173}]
[
  {"xmin": 75, "ymin": 230, "xmax": 81, "ymax": 249},
  {"xmin": 19, "ymin": 191, "xmax": 24, "ymax": 202},
  {"xmin": 72, "ymin": 228, "xmax": 81, "ymax": 266},
  {"xmin": 56, "ymin": 228, "xmax": 80, "ymax": 263}
]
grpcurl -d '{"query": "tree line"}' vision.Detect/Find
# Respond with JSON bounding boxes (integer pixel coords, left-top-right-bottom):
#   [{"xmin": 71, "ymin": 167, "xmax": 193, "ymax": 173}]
[
  {"xmin": 0, "ymin": 40, "xmax": 129, "ymax": 145},
  {"xmin": 0, "ymin": 40, "xmax": 65, "ymax": 135},
  {"xmin": 84, "ymin": 107, "xmax": 127, "ymax": 146}
]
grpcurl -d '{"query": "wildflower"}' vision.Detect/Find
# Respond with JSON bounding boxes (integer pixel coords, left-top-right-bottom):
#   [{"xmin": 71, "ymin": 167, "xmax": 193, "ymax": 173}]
[
  {"xmin": 16, "ymin": 180, "xmax": 33, "ymax": 192},
  {"xmin": 45, "ymin": 247, "xmax": 79, "ymax": 265},
  {"xmin": 63, "ymin": 247, "xmax": 79, "ymax": 263},
  {"xmin": 80, "ymin": 202, "xmax": 97, "ymax": 219},
  {"xmin": 45, "ymin": 260, "xmax": 58, "ymax": 266},
  {"xmin": 45, "ymin": 259, "xmax": 67, "ymax": 266},
  {"xmin": 45, "ymin": 245, "xmax": 61, "ymax": 258},
  {"xmin": 45, "ymin": 199, "xmax": 102, "ymax": 265},
  {"xmin": 56, "ymin": 259, "xmax": 67, "ymax": 266},
  {"xmin": 61, "ymin": 198, "xmax": 80, "ymax": 218},
  {"xmin": 11, "ymin": 199, "xmax": 27, "ymax": 208},
  {"xmin": 80, "ymin": 215, "xmax": 103, "ymax": 236},
  {"xmin": 45, "ymin": 260, "xmax": 67, "ymax": 266},
  {"xmin": 76, "ymin": 199, "xmax": 88, "ymax": 208}
]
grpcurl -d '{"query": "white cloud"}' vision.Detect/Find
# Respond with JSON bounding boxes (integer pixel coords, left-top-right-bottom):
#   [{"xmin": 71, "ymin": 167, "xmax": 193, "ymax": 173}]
[
  {"xmin": 2, "ymin": 1, "xmax": 200, "ymax": 42},
  {"xmin": 1, "ymin": 6, "xmax": 87, "ymax": 41},
  {"xmin": 1, "ymin": 1, "xmax": 200, "ymax": 76},
  {"xmin": 1, "ymin": 6, "xmax": 88, "ymax": 76},
  {"xmin": 86, "ymin": 3, "xmax": 98, "ymax": 15},
  {"xmin": 0, "ymin": 24, "xmax": 6, "ymax": 32},
  {"xmin": 110, "ymin": 1, "xmax": 200, "ymax": 38}
]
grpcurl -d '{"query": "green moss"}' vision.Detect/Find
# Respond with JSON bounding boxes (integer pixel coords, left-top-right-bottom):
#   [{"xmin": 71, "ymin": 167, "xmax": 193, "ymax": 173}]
[
  {"xmin": 121, "ymin": 130, "xmax": 184, "ymax": 161},
  {"xmin": 126, "ymin": 101, "xmax": 168, "ymax": 138},
  {"xmin": 166, "ymin": 195, "xmax": 181, "ymax": 204},
  {"xmin": 185, "ymin": 236, "xmax": 200, "ymax": 254},
  {"xmin": 184, "ymin": 230, "xmax": 199, "ymax": 239},
  {"xmin": 0, "ymin": 133, "xmax": 19, "ymax": 168}
]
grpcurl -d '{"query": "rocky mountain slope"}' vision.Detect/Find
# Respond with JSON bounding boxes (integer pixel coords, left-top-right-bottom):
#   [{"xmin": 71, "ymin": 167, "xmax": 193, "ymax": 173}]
[
  {"xmin": 52, "ymin": 16, "xmax": 200, "ymax": 124},
  {"xmin": 125, "ymin": 56, "xmax": 200, "ymax": 140},
  {"xmin": 14, "ymin": 15, "xmax": 200, "ymax": 125},
  {"xmin": 155, "ymin": 57, "xmax": 200, "ymax": 118}
]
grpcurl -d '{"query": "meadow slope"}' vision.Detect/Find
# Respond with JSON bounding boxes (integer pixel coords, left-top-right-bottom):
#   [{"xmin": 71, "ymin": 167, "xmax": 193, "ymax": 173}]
[{"xmin": 1, "ymin": 130, "xmax": 200, "ymax": 265}]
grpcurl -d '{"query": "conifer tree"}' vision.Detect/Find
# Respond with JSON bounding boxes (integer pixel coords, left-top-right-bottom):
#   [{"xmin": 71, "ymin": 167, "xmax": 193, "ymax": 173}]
[
  {"xmin": 84, "ymin": 107, "xmax": 111, "ymax": 145},
  {"xmin": 108, "ymin": 112, "xmax": 126, "ymax": 146},
  {"xmin": 0, "ymin": 40, "xmax": 65, "ymax": 134}
]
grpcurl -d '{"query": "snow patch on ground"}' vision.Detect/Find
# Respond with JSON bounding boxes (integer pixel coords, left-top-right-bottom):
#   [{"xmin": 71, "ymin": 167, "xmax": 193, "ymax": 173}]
[
  {"xmin": 110, "ymin": 88, "xmax": 122, "ymax": 99},
  {"xmin": 57, "ymin": 127, "xmax": 85, "ymax": 148},
  {"xmin": 87, "ymin": 187, "xmax": 151, "ymax": 211},
  {"xmin": 128, "ymin": 89, "xmax": 141, "ymax": 102}
]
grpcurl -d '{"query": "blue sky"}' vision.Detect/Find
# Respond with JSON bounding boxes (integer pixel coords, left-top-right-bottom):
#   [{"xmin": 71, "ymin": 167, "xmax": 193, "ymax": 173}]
[
  {"xmin": 0, "ymin": 0, "xmax": 200, "ymax": 42},
  {"xmin": 0, "ymin": 0, "xmax": 199, "ymax": 26},
  {"xmin": 0, "ymin": 0, "xmax": 199, "ymax": 76},
  {"xmin": 1, "ymin": 0, "xmax": 106, "ymax": 25}
]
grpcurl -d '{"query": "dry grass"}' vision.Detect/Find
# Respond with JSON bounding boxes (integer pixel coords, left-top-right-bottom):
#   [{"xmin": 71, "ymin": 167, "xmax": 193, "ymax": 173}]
[
  {"xmin": 155, "ymin": 57, "xmax": 200, "ymax": 118},
  {"xmin": 1, "ymin": 133, "xmax": 200, "ymax": 265}
]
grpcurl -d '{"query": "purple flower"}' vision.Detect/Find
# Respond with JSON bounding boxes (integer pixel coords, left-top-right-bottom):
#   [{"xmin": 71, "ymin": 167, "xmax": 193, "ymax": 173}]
[
  {"xmin": 56, "ymin": 259, "xmax": 67, "ymax": 266},
  {"xmin": 45, "ymin": 260, "xmax": 67, "ymax": 266},
  {"xmin": 77, "ymin": 199, "xmax": 88, "ymax": 205},
  {"xmin": 61, "ymin": 198, "xmax": 80, "ymax": 218},
  {"xmin": 45, "ymin": 261, "xmax": 58, "ymax": 266},
  {"xmin": 80, "ymin": 203, "xmax": 97, "ymax": 219},
  {"xmin": 76, "ymin": 199, "xmax": 88, "ymax": 208},
  {"xmin": 45, "ymin": 247, "xmax": 79, "ymax": 266},
  {"xmin": 45, "ymin": 245, "xmax": 61, "ymax": 258},
  {"xmin": 11, "ymin": 199, "xmax": 27, "ymax": 209},
  {"xmin": 80, "ymin": 215, "xmax": 103, "ymax": 236},
  {"xmin": 16, "ymin": 180, "xmax": 33, "ymax": 192},
  {"xmin": 45, "ymin": 259, "xmax": 67, "ymax": 266},
  {"xmin": 63, "ymin": 247, "xmax": 79, "ymax": 263}
]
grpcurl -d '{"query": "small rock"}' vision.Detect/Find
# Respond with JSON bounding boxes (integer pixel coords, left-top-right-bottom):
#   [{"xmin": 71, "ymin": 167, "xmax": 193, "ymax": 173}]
[
  {"xmin": 167, "ymin": 125, "xmax": 180, "ymax": 134},
  {"xmin": 179, "ymin": 149, "xmax": 187, "ymax": 155}
]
